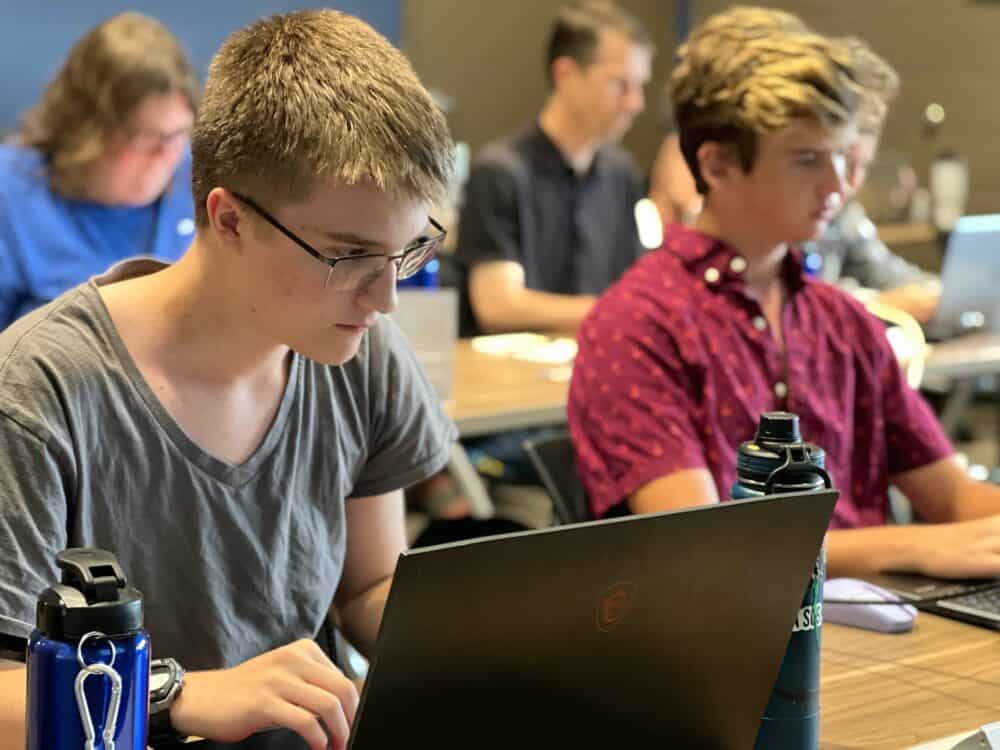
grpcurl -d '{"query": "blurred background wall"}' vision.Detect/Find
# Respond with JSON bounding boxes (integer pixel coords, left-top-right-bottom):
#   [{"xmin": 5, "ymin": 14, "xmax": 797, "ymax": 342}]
[
  {"xmin": 0, "ymin": 1, "xmax": 400, "ymax": 133},
  {"xmin": 405, "ymin": 0, "xmax": 1000, "ymax": 215}
]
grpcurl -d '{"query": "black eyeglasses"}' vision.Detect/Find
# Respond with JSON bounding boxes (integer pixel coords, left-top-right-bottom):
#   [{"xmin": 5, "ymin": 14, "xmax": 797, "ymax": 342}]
[{"xmin": 231, "ymin": 191, "xmax": 447, "ymax": 292}]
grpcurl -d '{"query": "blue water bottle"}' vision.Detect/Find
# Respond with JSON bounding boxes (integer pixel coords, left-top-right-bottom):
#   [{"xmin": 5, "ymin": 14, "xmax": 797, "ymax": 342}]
[
  {"xmin": 25, "ymin": 548, "xmax": 150, "ymax": 750},
  {"xmin": 731, "ymin": 412, "xmax": 832, "ymax": 749}
]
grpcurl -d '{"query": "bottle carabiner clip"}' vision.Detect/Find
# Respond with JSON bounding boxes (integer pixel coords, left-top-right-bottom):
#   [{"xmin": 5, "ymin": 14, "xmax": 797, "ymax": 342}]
[{"xmin": 75, "ymin": 631, "xmax": 122, "ymax": 750}]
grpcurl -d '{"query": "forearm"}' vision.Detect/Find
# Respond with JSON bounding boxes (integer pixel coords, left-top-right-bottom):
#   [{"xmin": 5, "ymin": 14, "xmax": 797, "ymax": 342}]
[
  {"xmin": 947, "ymin": 480, "xmax": 1000, "ymax": 522},
  {"xmin": 473, "ymin": 288, "xmax": 595, "ymax": 334},
  {"xmin": 335, "ymin": 576, "xmax": 392, "ymax": 658},
  {"xmin": 825, "ymin": 525, "xmax": 922, "ymax": 578},
  {"xmin": 0, "ymin": 663, "xmax": 26, "ymax": 750}
]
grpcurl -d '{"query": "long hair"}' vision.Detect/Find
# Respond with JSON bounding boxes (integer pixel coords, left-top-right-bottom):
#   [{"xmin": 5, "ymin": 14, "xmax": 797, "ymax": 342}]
[{"xmin": 19, "ymin": 12, "xmax": 199, "ymax": 198}]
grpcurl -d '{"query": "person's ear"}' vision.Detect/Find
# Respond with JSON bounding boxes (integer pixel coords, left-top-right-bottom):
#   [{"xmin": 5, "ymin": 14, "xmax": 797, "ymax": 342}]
[
  {"xmin": 697, "ymin": 141, "xmax": 741, "ymax": 191},
  {"xmin": 205, "ymin": 188, "xmax": 246, "ymax": 251},
  {"xmin": 550, "ymin": 56, "xmax": 580, "ymax": 90}
]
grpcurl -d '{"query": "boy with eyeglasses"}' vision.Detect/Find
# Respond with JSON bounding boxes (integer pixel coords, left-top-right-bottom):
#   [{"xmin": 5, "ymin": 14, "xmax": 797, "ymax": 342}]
[{"xmin": 0, "ymin": 10, "xmax": 454, "ymax": 750}]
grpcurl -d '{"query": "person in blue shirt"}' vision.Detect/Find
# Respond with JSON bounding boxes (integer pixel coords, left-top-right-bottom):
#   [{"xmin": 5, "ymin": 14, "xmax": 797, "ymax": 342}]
[{"xmin": 0, "ymin": 12, "xmax": 199, "ymax": 329}]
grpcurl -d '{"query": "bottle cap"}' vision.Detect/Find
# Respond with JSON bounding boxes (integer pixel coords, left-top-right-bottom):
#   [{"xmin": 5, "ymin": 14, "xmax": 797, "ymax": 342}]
[{"xmin": 35, "ymin": 548, "xmax": 143, "ymax": 640}]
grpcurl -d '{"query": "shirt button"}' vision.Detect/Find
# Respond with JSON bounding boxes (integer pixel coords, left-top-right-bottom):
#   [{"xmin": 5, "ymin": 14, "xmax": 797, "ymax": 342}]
[
  {"xmin": 774, "ymin": 381, "xmax": 788, "ymax": 398},
  {"xmin": 704, "ymin": 267, "xmax": 721, "ymax": 284},
  {"xmin": 729, "ymin": 256, "xmax": 748, "ymax": 273},
  {"xmin": 752, "ymin": 316, "xmax": 768, "ymax": 331}
]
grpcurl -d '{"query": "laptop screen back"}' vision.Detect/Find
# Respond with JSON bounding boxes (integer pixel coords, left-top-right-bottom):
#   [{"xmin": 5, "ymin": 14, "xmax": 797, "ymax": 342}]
[
  {"xmin": 933, "ymin": 214, "xmax": 1000, "ymax": 335},
  {"xmin": 349, "ymin": 490, "xmax": 838, "ymax": 750}
]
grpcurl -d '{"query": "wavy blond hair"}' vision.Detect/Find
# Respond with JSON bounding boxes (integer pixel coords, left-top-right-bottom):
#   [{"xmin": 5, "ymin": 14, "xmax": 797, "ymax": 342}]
[
  {"xmin": 842, "ymin": 36, "xmax": 899, "ymax": 136},
  {"xmin": 191, "ymin": 9, "xmax": 454, "ymax": 225},
  {"xmin": 19, "ymin": 13, "xmax": 199, "ymax": 199},
  {"xmin": 670, "ymin": 6, "xmax": 860, "ymax": 194}
]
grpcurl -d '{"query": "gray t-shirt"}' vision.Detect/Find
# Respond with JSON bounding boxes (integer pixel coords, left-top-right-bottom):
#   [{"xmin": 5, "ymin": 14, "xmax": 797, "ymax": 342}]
[{"xmin": 0, "ymin": 264, "xmax": 455, "ymax": 670}]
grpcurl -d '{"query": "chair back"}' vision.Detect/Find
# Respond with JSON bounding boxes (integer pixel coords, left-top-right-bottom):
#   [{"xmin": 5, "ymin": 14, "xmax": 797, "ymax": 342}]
[
  {"xmin": 523, "ymin": 432, "xmax": 593, "ymax": 524},
  {"xmin": 865, "ymin": 300, "xmax": 928, "ymax": 389}
]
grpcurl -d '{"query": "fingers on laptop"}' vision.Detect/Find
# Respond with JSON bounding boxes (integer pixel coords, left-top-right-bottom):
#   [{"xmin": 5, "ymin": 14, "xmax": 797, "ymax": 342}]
[{"xmin": 270, "ymin": 639, "xmax": 359, "ymax": 750}]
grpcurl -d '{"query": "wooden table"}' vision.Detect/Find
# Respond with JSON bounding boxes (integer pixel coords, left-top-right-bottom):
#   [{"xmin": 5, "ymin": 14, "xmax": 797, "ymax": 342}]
[
  {"xmin": 924, "ymin": 332, "xmax": 1000, "ymax": 439},
  {"xmin": 446, "ymin": 339, "xmax": 571, "ymax": 437},
  {"xmin": 925, "ymin": 333, "xmax": 1000, "ymax": 381},
  {"xmin": 821, "ymin": 614, "xmax": 1000, "ymax": 749}
]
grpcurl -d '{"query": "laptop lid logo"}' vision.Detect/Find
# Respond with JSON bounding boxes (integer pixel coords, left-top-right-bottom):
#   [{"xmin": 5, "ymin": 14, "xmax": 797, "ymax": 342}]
[{"xmin": 596, "ymin": 581, "xmax": 637, "ymax": 632}]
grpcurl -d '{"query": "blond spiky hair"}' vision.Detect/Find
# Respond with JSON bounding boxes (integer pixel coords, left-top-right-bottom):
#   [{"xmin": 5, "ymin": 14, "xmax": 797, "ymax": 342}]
[
  {"xmin": 841, "ymin": 36, "xmax": 899, "ymax": 136},
  {"xmin": 191, "ymin": 9, "xmax": 454, "ymax": 225},
  {"xmin": 670, "ymin": 6, "xmax": 860, "ymax": 193},
  {"xmin": 689, "ymin": 5, "xmax": 807, "ymax": 40}
]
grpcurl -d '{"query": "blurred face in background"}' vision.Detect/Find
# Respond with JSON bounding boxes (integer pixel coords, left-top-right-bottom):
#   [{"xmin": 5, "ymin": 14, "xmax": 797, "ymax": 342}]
[
  {"xmin": 560, "ymin": 30, "xmax": 652, "ymax": 144},
  {"xmin": 844, "ymin": 130, "xmax": 880, "ymax": 200},
  {"xmin": 86, "ymin": 91, "xmax": 194, "ymax": 206}
]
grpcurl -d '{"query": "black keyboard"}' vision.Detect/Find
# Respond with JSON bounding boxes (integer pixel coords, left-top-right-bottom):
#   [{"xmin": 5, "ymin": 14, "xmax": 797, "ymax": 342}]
[{"xmin": 938, "ymin": 586, "xmax": 1000, "ymax": 623}]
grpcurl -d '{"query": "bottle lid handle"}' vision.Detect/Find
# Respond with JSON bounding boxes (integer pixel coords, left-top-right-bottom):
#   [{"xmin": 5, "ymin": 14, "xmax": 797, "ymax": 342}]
[
  {"xmin": 764, "ymin": 446, "xmax": 832, "ymax": 494},
  {"xmin": 56, "ymin": 548, "xmax": 127, "ymax": 604}
]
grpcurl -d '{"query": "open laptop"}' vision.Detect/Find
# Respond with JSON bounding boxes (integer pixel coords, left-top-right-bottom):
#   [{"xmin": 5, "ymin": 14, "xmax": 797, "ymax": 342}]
[
  {"xmin": 190, "ymin": 490, "xmax": 837, "ymax": 749},
  {"xmin": 867, "ymin": 573, "xmax": 1000, "ymax": 630},
  {"xmin": 925, "ymin": 213, "xmax": 1000, "ymax": 341}
]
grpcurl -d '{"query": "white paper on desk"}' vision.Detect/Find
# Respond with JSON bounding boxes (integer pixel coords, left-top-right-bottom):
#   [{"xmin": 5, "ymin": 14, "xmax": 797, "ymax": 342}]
[{"xmin": 471, "ymin": 333, "xmax": 577, "ymax": 364}]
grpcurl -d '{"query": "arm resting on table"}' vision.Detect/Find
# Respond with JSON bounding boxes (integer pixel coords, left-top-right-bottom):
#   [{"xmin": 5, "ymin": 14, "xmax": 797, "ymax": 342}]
[
  {"xmin": 0, "ymin": 660, "xmax": 26, "ymax": 750},
  {"xmin": 469, "ymin": 261, "xmax": 595, "ymax": 334}
]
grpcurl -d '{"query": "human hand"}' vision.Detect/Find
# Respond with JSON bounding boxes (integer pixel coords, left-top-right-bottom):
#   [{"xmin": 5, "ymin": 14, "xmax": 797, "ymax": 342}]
[
  {"xmin": 170, "ymin": 639, "xmax": 359, "ymax": 750},
  {"xmin": 910, "ymin": 515, "xmax": 1000, "ymax": 579}
]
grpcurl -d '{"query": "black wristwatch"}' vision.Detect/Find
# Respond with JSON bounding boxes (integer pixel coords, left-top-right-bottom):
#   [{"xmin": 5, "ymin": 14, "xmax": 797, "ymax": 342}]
[{"xmin": 148, "ymin": 657, "xmax": 187, "ymax": 746}]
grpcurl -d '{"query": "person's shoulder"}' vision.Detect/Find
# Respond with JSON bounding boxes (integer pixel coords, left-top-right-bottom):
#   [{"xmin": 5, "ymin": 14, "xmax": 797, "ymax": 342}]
[
  {"xmin": 473, "ymin": 135, "xmax": 525, "ymax": 174},
  {"xmin": 0, "ymin": 143, "xmax": 48, "ymax": 199},
  {"xmin": 597, "ymin": 142, "xmax": 641, "ymax": 179},
  {"xmin": 0, "ymin": 286, "xmax": 108, "ymax": 434},
  {"xmin": 472, "ymin": 124, "xmax": 549, "ymax": 178},
  {"xmin": 583, "ymin": 247, "xmax": 692, "ymax": 337},
  {"xmin": 801, "ymin": 274, "xmax": 886, "ymax": 331},
  {"xmin": 0, "ymin": 285, "xmax": 106, "ymax": 374}
]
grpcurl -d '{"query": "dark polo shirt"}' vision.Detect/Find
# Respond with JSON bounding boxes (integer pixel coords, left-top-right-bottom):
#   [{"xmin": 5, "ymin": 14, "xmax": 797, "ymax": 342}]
[{"xmin": 454, "ymin": 123, "xmax": 645, "ymax": 335}]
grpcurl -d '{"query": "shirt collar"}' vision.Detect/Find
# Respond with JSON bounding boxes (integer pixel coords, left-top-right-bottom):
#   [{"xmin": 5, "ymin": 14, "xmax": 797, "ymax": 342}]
[
  {"xmin": 662, "ymin": 223, "xmax": 808, "ymax": 294},
  {"xmin": 525, "ymin": 121, "xmax": 609, "ymax": 179}
]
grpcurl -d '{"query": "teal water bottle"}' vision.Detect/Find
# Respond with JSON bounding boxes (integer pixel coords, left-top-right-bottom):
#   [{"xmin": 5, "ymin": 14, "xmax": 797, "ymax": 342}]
[{"xmin": 731, "ymin": 412, "xmax": 832, "ymax": 749}]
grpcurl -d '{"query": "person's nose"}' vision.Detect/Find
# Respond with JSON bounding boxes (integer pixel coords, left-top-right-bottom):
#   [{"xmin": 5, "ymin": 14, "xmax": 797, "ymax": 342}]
[{"xmin": 357, "ymin": 258, "xmax": 398, "ymax": 315}]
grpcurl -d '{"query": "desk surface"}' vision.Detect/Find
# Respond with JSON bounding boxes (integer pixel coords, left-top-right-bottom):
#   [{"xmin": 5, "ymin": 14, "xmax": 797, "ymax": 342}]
[
  {"xmin": 446, "ymin": 339, "xmax": 571, "ymax": 437},
  {"xmin": 925, "ymin": 332, "xmax": 1000, "ymax": 380},
  {"xmin": 180, "ymin": 616, "xmax": 995, "ymax": 749},
  {"xmin": 821, "ymin": 614, "xmax": 1000, "ymax": 749}
]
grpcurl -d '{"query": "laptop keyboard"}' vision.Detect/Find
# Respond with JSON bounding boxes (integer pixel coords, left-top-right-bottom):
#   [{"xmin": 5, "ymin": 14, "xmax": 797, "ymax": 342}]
[{"xmin": 938, "ymin": 586, "xmax": 1000, "ymax": 622}]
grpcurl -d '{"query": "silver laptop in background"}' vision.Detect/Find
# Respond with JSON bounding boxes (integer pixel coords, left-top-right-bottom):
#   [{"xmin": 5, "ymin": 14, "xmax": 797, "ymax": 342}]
[
  {"xmin": 926, "ymin": 213, "xmax": 1000, "ymax": 341},
  {"xmin": 391, "ymin": 287, "xmax": 458, "ymax": 400}
]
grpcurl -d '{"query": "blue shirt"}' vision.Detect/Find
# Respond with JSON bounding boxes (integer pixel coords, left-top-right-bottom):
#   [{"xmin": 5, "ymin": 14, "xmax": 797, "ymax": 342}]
[{"xmin": 0, "ymin": 144, "xmax": 195, "ymax": 328}]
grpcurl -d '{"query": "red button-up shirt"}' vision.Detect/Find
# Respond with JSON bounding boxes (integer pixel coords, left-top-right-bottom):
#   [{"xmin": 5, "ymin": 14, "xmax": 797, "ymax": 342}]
[{"xmin": 568, "ymin": 224, "xmax": 953, "ymax": 526}]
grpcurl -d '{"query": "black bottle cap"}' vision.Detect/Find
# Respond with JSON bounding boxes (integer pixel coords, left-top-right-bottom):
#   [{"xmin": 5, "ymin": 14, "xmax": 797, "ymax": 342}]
[
  {"xmin": 755, "ymin": 412, "xmax": 802, "ymax": 445},
  {"xmin": 35, "ymin": 548, "xmax": 143, "ymax": 640}
]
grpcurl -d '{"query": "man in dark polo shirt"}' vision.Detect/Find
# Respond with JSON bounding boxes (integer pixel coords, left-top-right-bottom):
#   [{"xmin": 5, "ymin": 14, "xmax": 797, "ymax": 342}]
[
  {"xmin": 455, "ymin": 0, "xmax": 653, "ymax": 336},
  {"xmin": 569, "ymin": 9, "xmax": 1000, "ymax": 580}
]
